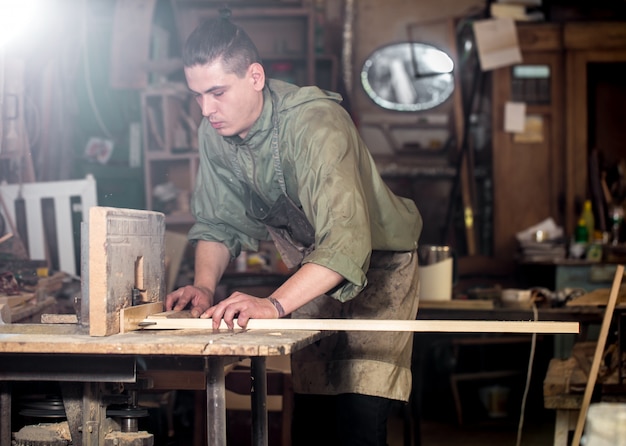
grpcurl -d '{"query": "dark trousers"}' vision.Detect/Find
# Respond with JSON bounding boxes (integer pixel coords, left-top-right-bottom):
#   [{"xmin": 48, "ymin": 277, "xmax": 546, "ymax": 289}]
[{"xmin": 291, "ymin": 393, "xmax": 393, "ymax": 446}]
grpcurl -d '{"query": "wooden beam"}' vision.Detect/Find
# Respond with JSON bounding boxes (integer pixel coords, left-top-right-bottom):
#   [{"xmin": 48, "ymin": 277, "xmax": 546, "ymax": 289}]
[{"xmin": 140, "ymin": 316, "xmax": 579, "ymax": 334}]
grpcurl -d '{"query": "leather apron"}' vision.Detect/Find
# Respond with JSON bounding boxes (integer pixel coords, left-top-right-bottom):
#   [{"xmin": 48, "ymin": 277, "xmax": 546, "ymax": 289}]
[{"xmin": 231, "ymin": 96, "xmax": 419, "ymax": 402}]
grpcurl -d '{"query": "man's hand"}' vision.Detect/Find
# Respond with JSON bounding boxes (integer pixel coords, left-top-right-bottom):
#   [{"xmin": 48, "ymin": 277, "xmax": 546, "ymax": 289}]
[
  {"xmin": 165, "ymin": 285, "xmax": 213, "ymax": 318},
  {"xmin": 201, "ymin": 291, "xmax": 279, "ymax": 329}
]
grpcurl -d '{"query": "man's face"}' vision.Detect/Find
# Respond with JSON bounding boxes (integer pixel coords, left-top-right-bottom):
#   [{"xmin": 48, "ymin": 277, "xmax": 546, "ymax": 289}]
[{"xmin": 185, "ymin": 59, "xmax": 265, "ymax": 139}]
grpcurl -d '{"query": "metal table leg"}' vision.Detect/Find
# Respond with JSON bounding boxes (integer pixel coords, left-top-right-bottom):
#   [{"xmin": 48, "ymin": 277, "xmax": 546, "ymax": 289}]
[
  {"xmin": 206, "ymin": 357, "xmax": 227, "ymax": 446},
  {"xmin": 250, "ymin": 357, "xmax": 268, "ymax": 446}
]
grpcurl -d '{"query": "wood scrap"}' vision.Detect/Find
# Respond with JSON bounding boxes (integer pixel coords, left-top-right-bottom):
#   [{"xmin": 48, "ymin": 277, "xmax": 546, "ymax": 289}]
[
  {"xmin": 41, "ymin": 314, "xmax": 78, "ymax": 324},
  {"xmin": 566, "ymin": 285, "xmax": 626, "ymax": 307},
  {"xmin": 0, "ymin": 293, "xmax": 36, "ymax": 309}
]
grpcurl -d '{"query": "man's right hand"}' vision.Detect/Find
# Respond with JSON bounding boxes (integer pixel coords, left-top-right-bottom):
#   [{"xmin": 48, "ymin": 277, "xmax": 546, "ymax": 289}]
[{"xmin": 165, "ymin": 285, "xmax": 213, "ymax": 318}]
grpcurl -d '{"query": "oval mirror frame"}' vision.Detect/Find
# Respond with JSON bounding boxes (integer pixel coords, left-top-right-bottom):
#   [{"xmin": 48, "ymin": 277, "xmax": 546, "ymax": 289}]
[{"xmin": 361, "ymin": 42, "xmax": 455, "ymax": 112}]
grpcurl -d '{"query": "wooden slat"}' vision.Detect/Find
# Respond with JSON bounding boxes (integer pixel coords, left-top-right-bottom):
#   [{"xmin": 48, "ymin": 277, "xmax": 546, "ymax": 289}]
[{"xmin": 141, "ymin": 316, "xmax": 579, "ymax": 334}]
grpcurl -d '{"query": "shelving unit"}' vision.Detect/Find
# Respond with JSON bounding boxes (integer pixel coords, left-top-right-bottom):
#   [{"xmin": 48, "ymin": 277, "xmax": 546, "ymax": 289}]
[
  {"xmin": 491, "ymin": 22, "xmax": 626, "ymax": 262},
  {"xmin": 141, "ymin": 83, "xmax": 200, "ymax": 225}
]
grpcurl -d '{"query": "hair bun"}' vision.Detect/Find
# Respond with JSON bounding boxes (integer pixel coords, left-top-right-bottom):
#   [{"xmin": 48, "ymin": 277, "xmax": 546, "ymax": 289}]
[{"xmin": 218, "ymin": 7, "xmax": 232, "ymax": 20}]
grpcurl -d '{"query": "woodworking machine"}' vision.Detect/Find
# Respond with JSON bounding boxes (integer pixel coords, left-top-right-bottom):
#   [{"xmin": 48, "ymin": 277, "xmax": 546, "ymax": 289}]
[{"xmin": 6, "ymin": 207, "xmax": 170, "ymax": 446}]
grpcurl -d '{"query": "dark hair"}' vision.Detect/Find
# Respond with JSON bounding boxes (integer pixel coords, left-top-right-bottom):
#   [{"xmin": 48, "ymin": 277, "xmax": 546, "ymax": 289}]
[{"xmin": 183, "ymin": 9, "xmax": 261, "ymax": 77}]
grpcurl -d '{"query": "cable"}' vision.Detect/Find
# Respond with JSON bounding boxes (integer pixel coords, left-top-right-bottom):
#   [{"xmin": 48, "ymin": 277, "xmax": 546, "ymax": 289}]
[{"xmin": 516, "ymin": 301, "xmax": 538, "ymax": 446}]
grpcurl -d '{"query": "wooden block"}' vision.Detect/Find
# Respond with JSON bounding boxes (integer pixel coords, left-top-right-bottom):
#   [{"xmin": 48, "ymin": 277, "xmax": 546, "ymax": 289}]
[
  {"xmin": 41, "ymin": 314, "xmax": 78, "ymax": 324},
  {"xmin": 121, "ymin": 302, "xmax": 163, "ymax": 333},
  {"xmin": 88, "ymin": 207, "xmax": 165, "ymax": 336}
]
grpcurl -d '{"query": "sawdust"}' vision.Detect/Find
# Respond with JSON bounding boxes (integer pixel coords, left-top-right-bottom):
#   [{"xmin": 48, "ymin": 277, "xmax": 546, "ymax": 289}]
[{"xmin": 13, "ymin": 420, "xmax": 71, "ymax": 444}]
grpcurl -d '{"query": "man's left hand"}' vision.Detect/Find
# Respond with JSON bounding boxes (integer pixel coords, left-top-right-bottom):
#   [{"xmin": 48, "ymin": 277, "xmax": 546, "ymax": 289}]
[{"xmin": 201, "ymin": 291, "xmax": 280, "ymax": 329}]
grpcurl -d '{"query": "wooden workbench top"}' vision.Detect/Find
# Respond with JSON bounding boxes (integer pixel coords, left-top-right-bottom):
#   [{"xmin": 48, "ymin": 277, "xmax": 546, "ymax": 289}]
[{"xmin": 0, "ymin": 324, "xmax": 325, "ymax": 357}]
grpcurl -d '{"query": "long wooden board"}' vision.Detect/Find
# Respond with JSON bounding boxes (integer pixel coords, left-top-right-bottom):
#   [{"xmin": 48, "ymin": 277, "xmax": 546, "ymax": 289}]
[{"xmin": 140, "ymin": 316, "xmax": 579, "ymax": 334}]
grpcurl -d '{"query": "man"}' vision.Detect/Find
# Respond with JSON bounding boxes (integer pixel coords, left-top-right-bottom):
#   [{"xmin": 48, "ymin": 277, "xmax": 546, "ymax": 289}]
[{"xmin": 165, "ymin": 10, "xmax": 422, "ymax": 446}]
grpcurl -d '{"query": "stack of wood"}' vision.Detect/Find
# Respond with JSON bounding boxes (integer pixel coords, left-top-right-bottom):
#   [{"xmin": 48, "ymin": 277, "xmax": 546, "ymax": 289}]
[
  {"xmin": 0, "ymin": 293, "xmax": 36, "ymax": 323},
  {"xmin": 0, "ymin": 271, "xmax": 68, "ymax": 323},
  {"xmin": 544, "ymin": 342, "xmax": 625, "ymax": 411}
]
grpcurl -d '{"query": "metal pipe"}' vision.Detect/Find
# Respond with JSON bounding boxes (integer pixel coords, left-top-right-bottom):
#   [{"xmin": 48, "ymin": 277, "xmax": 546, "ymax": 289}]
[
  {"xmin": 206, "ymin": 357, "xmax": 226, "ymax": 446},
  {"xmin": 251, "ymin": 357, "xmax": 268, "ymax": 446}
]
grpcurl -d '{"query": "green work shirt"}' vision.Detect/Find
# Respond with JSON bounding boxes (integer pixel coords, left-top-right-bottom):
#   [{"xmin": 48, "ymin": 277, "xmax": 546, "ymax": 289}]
[{"xmin": 189, "ymin": 79, "xmax": 423, "ymax": 302}]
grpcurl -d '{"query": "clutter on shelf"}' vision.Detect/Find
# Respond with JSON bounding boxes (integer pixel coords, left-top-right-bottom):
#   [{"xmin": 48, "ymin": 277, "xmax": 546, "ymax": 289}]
[{"xmin": 516, "ymin": 218, "xmax": 567, "ymax": 262}]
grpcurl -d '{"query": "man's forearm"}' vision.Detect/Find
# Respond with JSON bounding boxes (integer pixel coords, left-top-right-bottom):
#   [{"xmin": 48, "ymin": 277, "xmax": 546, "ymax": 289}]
[
  {"xmin": 193, "ymin": 240, "xmax": 232, "ymax": 294},
  {"xmin": 268, "ymin": 262, "xmax": 344, "ymax": 316}
]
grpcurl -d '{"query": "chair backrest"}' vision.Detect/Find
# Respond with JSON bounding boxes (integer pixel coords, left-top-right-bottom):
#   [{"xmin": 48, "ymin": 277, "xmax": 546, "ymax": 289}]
[{"xmin": 0, "ymin": 175, "xmax": 98, "ymax": 276}]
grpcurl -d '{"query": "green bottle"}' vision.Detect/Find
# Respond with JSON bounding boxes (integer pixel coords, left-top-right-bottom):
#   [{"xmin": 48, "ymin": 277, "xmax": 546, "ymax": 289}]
[{"xmin": 574, "ymin": 218, "xmax": 588, "ymax": 243}]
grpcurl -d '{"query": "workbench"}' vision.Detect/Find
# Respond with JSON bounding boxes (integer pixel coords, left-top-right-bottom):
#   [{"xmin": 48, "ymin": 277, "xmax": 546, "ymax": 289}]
[
  {"xmin": 0, "ymin": 323, "xmax": 326, "ymax": 446},
  {"xmin": 543, "ymin": 343, "xmax": 626, "ymax": 446}
]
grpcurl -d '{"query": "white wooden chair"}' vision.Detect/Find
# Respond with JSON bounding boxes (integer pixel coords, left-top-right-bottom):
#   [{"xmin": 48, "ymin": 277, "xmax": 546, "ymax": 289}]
[{"xmin": 0, "ymin": 175, "xmax": 98, "ymax": 276}]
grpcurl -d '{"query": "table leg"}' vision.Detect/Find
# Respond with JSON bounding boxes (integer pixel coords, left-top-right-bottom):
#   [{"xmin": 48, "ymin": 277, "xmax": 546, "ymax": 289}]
[
  {"xmin": 0, "ymin": 382, "xmax": 11, "ymax": 446},
  {"xmin": 554, "ymin": 409, "xmax": 578, "ymax": 446},
  {"xmin": 206, "ymin": 357, "xmax": 227, "ymax": 446},
  {"xmin": 251, "ymin": 357, "xmax": 268, "ymax": 446}
]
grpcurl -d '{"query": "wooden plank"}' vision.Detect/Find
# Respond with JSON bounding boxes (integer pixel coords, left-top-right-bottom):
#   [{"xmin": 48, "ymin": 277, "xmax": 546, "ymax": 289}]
[
  {"xmin": 571, "ymin": 264, "xmax": 624, "ymax": 446},
  {"xmin": 88, "ymin": 207, "xmax": 165, "ymax": 336},
  {"xmin": 120, "ymin": 302, "xmax": 164, "ymax": 333},
  {"xmin": 141, "ymin": 316, "xmax": 579, "ymax": 334}
]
